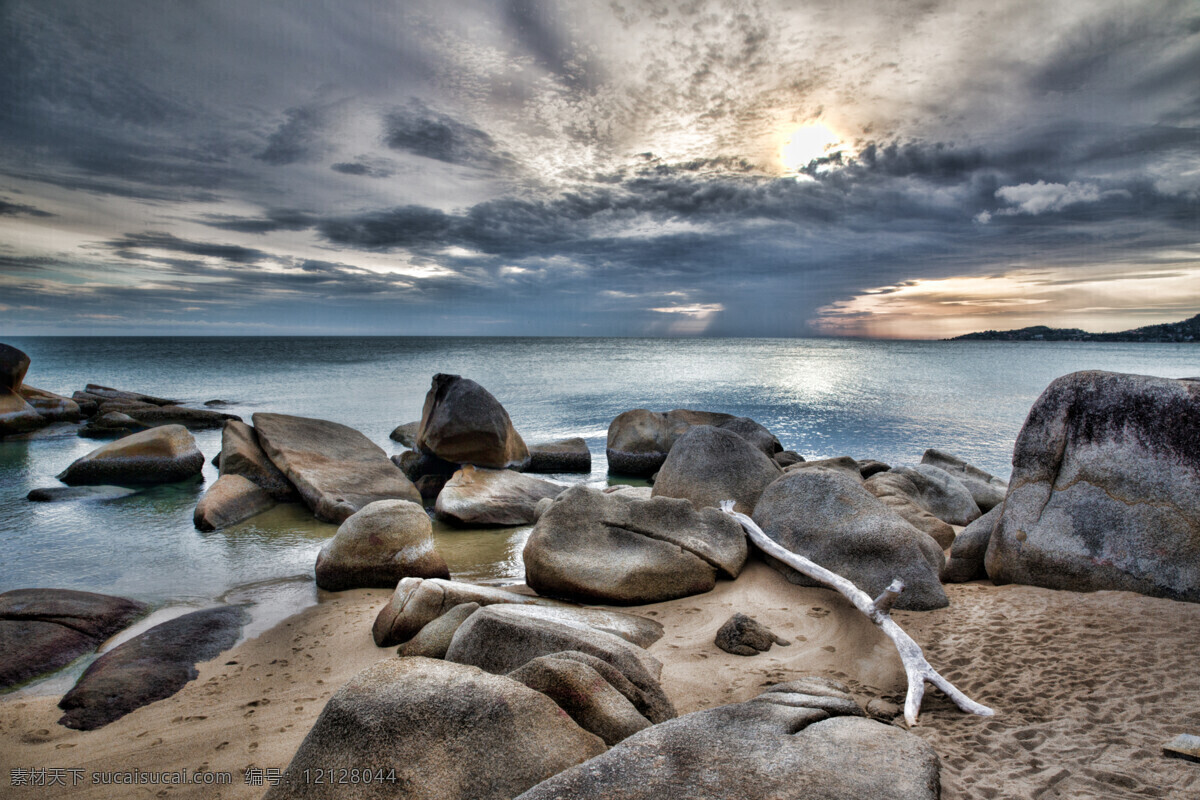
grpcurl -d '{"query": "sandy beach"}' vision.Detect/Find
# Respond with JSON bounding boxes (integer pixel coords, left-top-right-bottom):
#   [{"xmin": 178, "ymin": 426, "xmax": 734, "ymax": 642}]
[{"xmin": 2, "ymin": 556, "xmax": 1198, "ymax": 799}]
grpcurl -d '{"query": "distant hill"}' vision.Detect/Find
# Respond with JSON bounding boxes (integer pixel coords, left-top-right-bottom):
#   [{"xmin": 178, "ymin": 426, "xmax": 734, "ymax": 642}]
[{"xmin": 951, "ymin": 313, "xmax": 1200, "ymax": 342}]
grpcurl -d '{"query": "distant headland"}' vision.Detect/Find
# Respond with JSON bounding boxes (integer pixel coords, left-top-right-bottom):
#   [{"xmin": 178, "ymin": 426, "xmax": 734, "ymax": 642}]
[{"xmin": 950, "ymin": 313, "xmax": 1200, "ymax": 342}]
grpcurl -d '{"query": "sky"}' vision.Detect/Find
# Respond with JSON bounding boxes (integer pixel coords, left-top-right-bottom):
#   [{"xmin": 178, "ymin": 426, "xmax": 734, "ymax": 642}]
[{"xmin": 1, "ymin": 0, "xmax": 1197, "ymax": 338}]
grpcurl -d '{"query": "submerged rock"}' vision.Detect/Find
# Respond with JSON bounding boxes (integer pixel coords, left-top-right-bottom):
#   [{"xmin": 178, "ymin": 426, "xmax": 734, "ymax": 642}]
[
  {"xmin": 193, "ymin": 474, "xmax": 276, "ymax": 531},
  {"xmin": 417, "ymin": 374, "xmax": 529, "ymax": 469},
  {"xmin": 651, "ymin": 424, "xmax": 781, "ymax": 515},
  {"xmin": 315, "ymin": 500, "xmax": 449, "ymax": 591},
  {"xmin": 434, "ymin": 465, "xmax": 564, "ymax": 526},
  {"xmin": 606, "ymin": 409, "xmax": 781, "ymax": 476},
  {"xmin": 81, "ymin": 383, "xmax": 178, "ymax": 406},
  {"xmin": 57, "ymin": 424, "xmax": 205, "ymax": 486},
  {"xmin": 714, "ymin": 612, "xmax": 791, "ymax": 656},
  {"xmin": 27, "ymin": 485, "xmax": 139, "ymax": 502},
  {"xmin": 123, "ymin": 404, "xmax": 240, "ymax": 431},
  {"xmin": 526, "ymin": 437, "xmax": 592, "ymax": 473}
]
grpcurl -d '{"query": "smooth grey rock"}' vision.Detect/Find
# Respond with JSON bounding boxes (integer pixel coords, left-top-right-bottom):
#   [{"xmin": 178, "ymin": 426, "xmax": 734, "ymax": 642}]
[
  {"xmin": 986, "ymin": 371, "xmax": 1200, "ymax": 601},
  {"xmin": 508, "ymin": 655, "xmax": 652, "ymax": 745},
  {"xmin": 783, "ymin": 455, "xmax": 865, "ymax": 479},
  {"xmin": 77, "ymin": 410, "xmax": 144, "ymax": 438},
  {"xmin": 865, "ymin": 471, "xmax": 957, "ymax": 549},
  {"xmin": 772, "ymin": 450, "xmax": 805, "ymax": 468},
  {"xmin": 921, "ymin": 449, "xmax": 1008, "ymax": 511},
  {"xmin": 27, "ymin": 485, "xmax": 139, "ymax": 502},
  {"xmin": 651, "ymin": 425, "xmax": 782, "ymax": 515},
  {"xmin": 218, "ymin": 419, "xmax": 299, "ymax": 501},
  {"xmin": 57, "ymin": 605, "xmax": 248, "ymax": 730},
  {"xmin": 193, "ymin": 474, "xmax": 276, "ymax": 531},
  {"xmin": 714, "ymin": 612, "xmax": 791, "ymax": 656},
  {"xmin": 263, "ymin": 658, "xmax": 605, "ymax": 800},
  {"xmin": 397, "ymin": 603, "xmax": 480, "ymax": 659},
  {"xmin": 526, "ymin": 437, "xmax": 592, "ymax": 473},
  {"xmin": 606, "ymin": 409, "xmax": 781, "ymax": 476},
  {"xmin": 515, "ymin": 677, "xmax": 939, "ymax": 800},
  {"xmin": 435, "ymin": 465, "xmax": 564, "ymax": 526},
  {"xmin": 417, "ymin": 374, "xmax": 529, "ymax": 469},
  {"xmin": 389, "ymin": 420, "xmax": 421, "ymax": 447},
  {"xmin": 523, "ymin": 485, "xmax": 747, "ymax": 605},
  {"xmin": 82, "ymin": 383, "xmax": 177, "ymax": 405},
  {"xmin": 857, "ymin": 459, "xmax": 892, "ymax": 478},
  {"xmin": 943, "ymin": 505, "xmax": 1003, "ymax": 583},
  {"xmin": 123, "ymin": 405, "xmax": 240, "ymax": 431},
  {"xmin": 56, "ymin": 424, "xmax": 204, "ymax": 486},
  {"xmin": 253, "ymin": 412, "xmax": 421, "ymax": 523},
  {"xmin": 891, "ymin": 465, "xmax": 981, "ymax": 526},
  {"xmin": 315, "ymin": 500, "xmax": 449, "ymax": 591},
  {"xmin": 20, "ymin": 386, "xmax": 82, "ymax": 423},
  {"xmin": 540, "ymin": 650, "xmax": 671, "ymax": 725},
  {"xmin": 752, "ymin": 469, "xmax": 948, "ymax": 610}
]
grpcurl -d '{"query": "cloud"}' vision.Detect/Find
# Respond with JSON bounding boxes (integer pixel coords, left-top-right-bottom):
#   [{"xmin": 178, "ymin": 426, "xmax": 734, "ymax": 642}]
[
  {"xmin": 994, "ymin": 181, "xmax": 1103, "ymax": 215},
  {"xmin": 257, "ymin": 106, "xmax": 326, "ymax": 166},
  {"xmin": 0, "ymin": 199, "xmax": 52, "ymax": 218},
  {"xmin": 383, "ymin": 101, "xmax": 516, "ymax": 170}
]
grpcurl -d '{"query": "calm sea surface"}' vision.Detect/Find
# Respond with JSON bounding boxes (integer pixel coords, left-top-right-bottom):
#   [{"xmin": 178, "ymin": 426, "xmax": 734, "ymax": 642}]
[{"xmin": 1, "ymin": 336, "xmax": 1195, "ymax": 646}]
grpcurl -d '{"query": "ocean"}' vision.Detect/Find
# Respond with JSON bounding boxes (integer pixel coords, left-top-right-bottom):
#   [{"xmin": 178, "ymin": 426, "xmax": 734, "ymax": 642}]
[{"xmin": 1, "ymin": 336, "xmax": 1195, "ymax": 663}]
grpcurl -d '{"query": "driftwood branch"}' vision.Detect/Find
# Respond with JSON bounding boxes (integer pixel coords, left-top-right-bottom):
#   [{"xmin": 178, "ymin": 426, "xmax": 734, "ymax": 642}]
[{"xmin": 719, "ymin": 500, "xmax": 994, "ymax": 726}]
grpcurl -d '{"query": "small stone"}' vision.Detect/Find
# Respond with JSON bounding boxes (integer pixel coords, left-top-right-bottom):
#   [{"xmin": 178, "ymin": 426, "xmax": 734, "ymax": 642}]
[{"xmin": 713, "ymin": 613, "xmax": 791, "ymax": 656}]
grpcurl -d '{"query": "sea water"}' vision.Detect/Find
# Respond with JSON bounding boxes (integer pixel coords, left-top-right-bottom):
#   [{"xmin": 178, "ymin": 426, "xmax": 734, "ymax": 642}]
[{"xmin": 1, "ymin": 336, "xmax": 1195, "ymax": 633}]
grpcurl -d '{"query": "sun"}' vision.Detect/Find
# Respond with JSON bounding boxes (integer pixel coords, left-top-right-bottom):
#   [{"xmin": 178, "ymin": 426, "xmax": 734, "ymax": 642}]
[{"xmin": 780, "ymin": 122, "xmax": 845, "ymax": 173}]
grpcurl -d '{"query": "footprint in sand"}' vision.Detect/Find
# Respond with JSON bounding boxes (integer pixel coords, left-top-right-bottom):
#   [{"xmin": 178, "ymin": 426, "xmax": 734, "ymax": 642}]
[{"xmin": 215, "ymin": 741, "xmax": 230, "ymax": 751}]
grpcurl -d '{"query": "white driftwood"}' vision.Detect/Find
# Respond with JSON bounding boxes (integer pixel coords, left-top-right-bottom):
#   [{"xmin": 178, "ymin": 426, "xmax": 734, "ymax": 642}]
[{"xmin": 719, "ymin": 500, "xmax": 994, "ymax": 726}]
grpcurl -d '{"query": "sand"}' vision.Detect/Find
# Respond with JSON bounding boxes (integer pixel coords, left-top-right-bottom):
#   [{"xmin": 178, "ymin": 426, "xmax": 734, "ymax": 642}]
[{"xmin": 2, "ymin": 558, "xmax": 1199, "ymax": 799}]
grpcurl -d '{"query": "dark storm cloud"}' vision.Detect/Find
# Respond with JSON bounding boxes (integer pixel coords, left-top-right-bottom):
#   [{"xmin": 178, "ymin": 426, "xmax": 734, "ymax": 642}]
[
  {"xmin": 257, "ymin": 107, "xmax": 325, "ymax": 166},
  {"xmin": 0, "ymin": 200, "xmax": 52, "ymax": 218},
  {"xmin": 203, "ymin": 210, "xmax": 320, "ymax": 235},
  {"xmin": 383, "ymin": 102, "xmax": 516, "ymax": 170},
  {"xmin": 104, "ymin": 232, "xmax": 270, "ymax": 264}
]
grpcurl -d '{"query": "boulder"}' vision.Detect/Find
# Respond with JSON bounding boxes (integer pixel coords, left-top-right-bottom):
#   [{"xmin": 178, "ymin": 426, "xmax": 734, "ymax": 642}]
[
  {"xmin": 82, "ymin": 383, "xmax": 177, "ymax": 405},
  {"xmin": 263, "ymin": 658, "xmax": 605, "ymax": 800},
  {"xmin": 417, "ymin": 374, "xmax": 529, "ymax": 469},
  {"xmin": 77, "ymin": 411, "xmax": 144, "ymax": 439},
  {"xmin": 19, "ymin": 386, "xmax": 82, "ymax": 423},
  {"xmin": 217, "ymin": 420, "xmax": 299, "ymax": 501},
  {"xmin": 526, "ymin": 437, "xmax": 592, "ymax": 473},
  {"xmin": 123, "ymin": 405, "xmax": 240, "ymax": 430},
  {"xmin": 783, "ymin": 455, "xmax": 865, "ymax": 479},
  {"xmin": 509, "ymin": 655, "xmax": 652, "ymax": 745},
  {"xmin": 752, "ymin": 469, "xmax": 948, "ymax": 610},
  {"xmin": 0, "ymin": 343, "xmax": 31, "ymax": 391},
  {"xmin": 435, "ymin": 465, "xmax": 564, "ymax": 526},
  {"xmin": 372, "ymin": 576, "xmax": 664, "ymax": 648},
  {"xmin": 27, "ymin": 485, "xmax": 139, "ymax": 502},
  {"xmin": 193, "ymin": 474, "xmax": 276, "ymax": 531},
  {"xmin": 0, "ymin": 343, "xmax": 46, "ymax": 437},
  {"xmin": 889, "ymin": 465, "xmax": 981, "ymax": 526},
  {"xmin": 856, "ymin": 459, "xmax": 892, "ymax": 478},
  {"xmin": 864, "ymin": 472, "xmax": 957, "ymax": 549},
  {"xmin": 772, "ymin": 450, "xmax": 805, "ymax": 468},
  {"xmin": 397, "ymin": 602, "xmax": 480, "ymax": 659},
  {"xmin": 253, "ymin": 412, "xmax": 422, "ymax": 523},
  {"xmin": 58, "ymin": 605, "xmax": 248, "ymax": 730},
  {"xmin": 69, "ymin": 391, "xmax": 99, "ymax": 417},
  {"xmin": 515, "ymin": 678, "xmax": 940, "ymax": 800},
  {"xmin": 56, "ymin": 424, "xmax": 205, "ymax": 486},
  {"xmin": 314, "ymin": 500, "xmax": 449, "ymax": 591},
  {"xmin": 0, "ymin": 589, "xmax": 149, "ymax": 690},
  {"xmin": 389, "ymin": 420, "xmax": 421, "ymax": 447},
  {"xmin": 651, "ymin": 425, "xmax": 782, "ymax": 515},
  {"xmin": 445, "ymin": 605, "xmax": 675, "ymax": 723},
  {"xmin": 986, "ymin": 371, "xmax": 1200, "ymax": 601},
  {"xmin": 943, "ymin": 504, "xmax": 1002, "ymax": 583},
  {"xmin": 921, "ymin": 449, "xmax": 1008, "ymax": 512},
  {"xmin": 714, "ymin": 612, "xmax": 790, "ymax": 656},
  {"xmin": 606, "ymin": 409, "xmax": 781, "ymax": 476},
  {"xmin": 535, "ymin": 650, "xmax": 668, "ymax": 725},
  {"xmin": 523, "ymin": 485, "xmax": 748, "ymax": 605}
]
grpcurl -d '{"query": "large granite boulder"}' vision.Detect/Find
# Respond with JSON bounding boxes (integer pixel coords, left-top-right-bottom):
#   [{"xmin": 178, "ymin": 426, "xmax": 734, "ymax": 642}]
[
  {"xmin": 20, "ymin": 386, "xmax": 82, "ymax": 423},
  {"xmin": 523, "ymin": 485, "xmax": 748, "ymax": 604},
  {"xmin": 434, "ymin": 465, "xmax": 564, "ymax": 526},
  {"xmin": 943, "ymin": 504, "xmax": 1003, "ymax": 583},
  {"xmin": 752, "ymin": 469, "xmax": 948, "ymax": 610},
  {"xmin": 0, "ymin": 343, "xmax": 47, "ymax": 437},
  {"xmin": 889, "ymin": 465, "xmax": 981, "ymax": 526},
  {"xmin": 56, "ymin": 424, "xmax": 205, "ymax": 486},
  {"xmin": 0, "ymin": 589, "xmax": 149, "ymax": 690},
  {"xmin": 417, "ymin": 374, "xmax": 529, "ymax": 469},
  {"xmin": 58, "ymin": 605, "xmax": 248, "ymax": 730},
  {"xmin": 217, "ymin": 419, "xmax": 299, "ymax": 501},
  {"xmin": 315, "ymin": 500, "xmax": 449, "ymax": 591},
  {"xmin": 526, "ymin": 437, "xmax": 592, "ymax": 473},
  {"xmin": 986, "ymin": 371, "xmax": 1200, "ymax": 601},
  {"xmin": 516, "ymin": 677, "xmax": 940, "ymax": 800},
  {"xmin": 783, "ymin": 455, "xmax": 866, "ymax": 480},
  {"xmin": 253, "ymin": 412, "xmax": 421, "ymax": 523},
  {"xmin": 606, "ymin": 409, "xmax": 781, "ymax": 476},
  {"xmin": 372, "ymin": 576, "xmax": 664, "ymax": 648},
  {"xmin": 651, "ymin": 425, "xmax": 782, "ymax": 514},
  {"xmin": 397, "ymin": 602, "xmax": 481, "ymax": 659},
  {"xmin": 508, "ymin": 654, "xmax": 652, "ymax": 745},
  {"xmin": 263, "ymin": 658, "xmax": 606, "ymax": 800},
  {"xmin": 193, "ymin": 474, "xmax": 276, "ymax": 531},
  {"xmin": 921, "ymin": 449, "xmax": 1008, "ymax": 511},
  {"xmin": 445, "ymin": 604, "xmax": 675, "ymax": 724},
  {"xmin": 864, "ymin": 471, "xmax": 957, "ymax": 549}
]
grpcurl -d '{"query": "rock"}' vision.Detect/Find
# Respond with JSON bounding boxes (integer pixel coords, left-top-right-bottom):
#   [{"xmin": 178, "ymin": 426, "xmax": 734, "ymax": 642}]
[
  {"xmin": 263, "ymin": 658, "xmax": 605, "ymax": 800},
  {"xmin": 314, "ymin": 500, "xmax": 449, "ymax": 591},
  {"xmin": 57, "ymin": 605, "xmax": 247, "ymax": 730},
  {"xmin": 417, "ymin": 374, "xmax": 529, "ymax": 469},
  {"xmin": 397, "ymin": 603, "xmax": 480, "ymax": 659},
  {"xmin": 752, "ymin": 469, "xmax": 948, "ymax": 610},
  {"xmin": 533, "ymin": 496, "xmax": 554, "ymax": 520},
  {"xmin": 69, "ymin": 391, "xmax": 99, "ymax": 417},
  {"xmin": 783, "ymin": 455, "xmax": 865, "ymax": 479},
  {"xmin": 253, "ymin": 412, "xmax": 422, "ymax": 523},
  {"xmin": 986, "ymin": 371, "xmax": 1200, "ymax": 601},
  {"xmin": 526, "ymin": 437, "xmax": 592, "ymax": 473},
  {"xmin": 772, "ymin": 450, "xmax": 805, "ymax": 468},
  {"xmin": 1163, "ymin": 733, "xmax": 1200, "ymax": 763},
  {"xmin": 123, "ymin": 404, "xmax": 241, "ymax": 431},
  {"xmin": 523, "ymin": 485, "xmax": 748, "ymax": 604},
  {"xmin": 0, "ymin": 589, "xmax": 149, "ymax": 690},
  {"xmin": 394, "ymin": 449, "xmax": 459, "ymax": 482},
  {"xmin": 921, "ymin": 449, "xmax": 1008, "ymax": 512},
  {"xmin": 857, "ymin": 459, "xmax": 892, "ymax": 478},
  {"xmin": 27, "ymin": 485, "xmax": 139, "ymax": 502},
  {"xmin": 606, "ymin": 409, "xmax": 781, "ymax": 476},
  {"xmin": 19, "ymin": 386, "xmax": 82, "ymax": 423},
  {"xmin": 890, "ymin": 465, "xmax": 981, "ymax": 526},
  {"xmin": 193, "ymin": 474, "xmax": 276, "ymax": 531},
  {"xmin": 536, "ymin": 650, "xmax": 669, "ymax": 725},
  {"xmin": 435, "ymin": 465, "xmax": 564, "ymax": 526},
  {"xmin": 0, "ymin": 343, "xmax": 47, "ymax": 437},
  {"xmin": 602, "ymin": 485, "xmax": 653, "ymax": 500},
  {"xmin": 714, "ymin": 612, "xmax": 791, "ymax": 656},
  {"xmin": 203, "ymin": 399, "xmax": 233, "ymax": 407},
  {"xmin": 372, "ymin": 577, "xmax": 664, "ymax": 648},
  {"xmin": 0, "ymin": 343, "xmax": 31, "ymax": 391},
  {"xmin": 864, "ymin": 471, "xmax": 957, "ymax": 549},
  {"xmin": 389, "ymin": 420, "xmax": 421, "ymax": 447},
  {"xmin": 445, "ymin": 604, "xmax": 675, "ymax": 723},
  {"xmin": 77, "ymin": 410, "xmax": 145, "ymax": 438},
  {"xmin": 217, "ymin": 420, "xmax": 298, "ymax": 501},
  {"xmin": 82, "ymin": 383, "xmax": 178, "ymax": 405},
  {"xmin": 943, "ymin": 505, "xmax": 1003, "ymax": 583},
  {"xmin": 414, "ymin": 474, "xmax": 446, "ymax": 502},
  {"xmin": 509, "ymin": 655, "xmax": 652, "ymax": 745},
  {"xmin": 56, "ymin": 424, "xmax": 205, "ymax": 486},
  {"xmin": 651, "ymin": 425, "xmax": 782, "ymax": 515},
  {"xmin": 474, "ymin": 603, "xmax": 666, "ymax": 650},
  {"xmin": 515, "ymin": 677, "xmax": 939, "ymax": 800}
]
